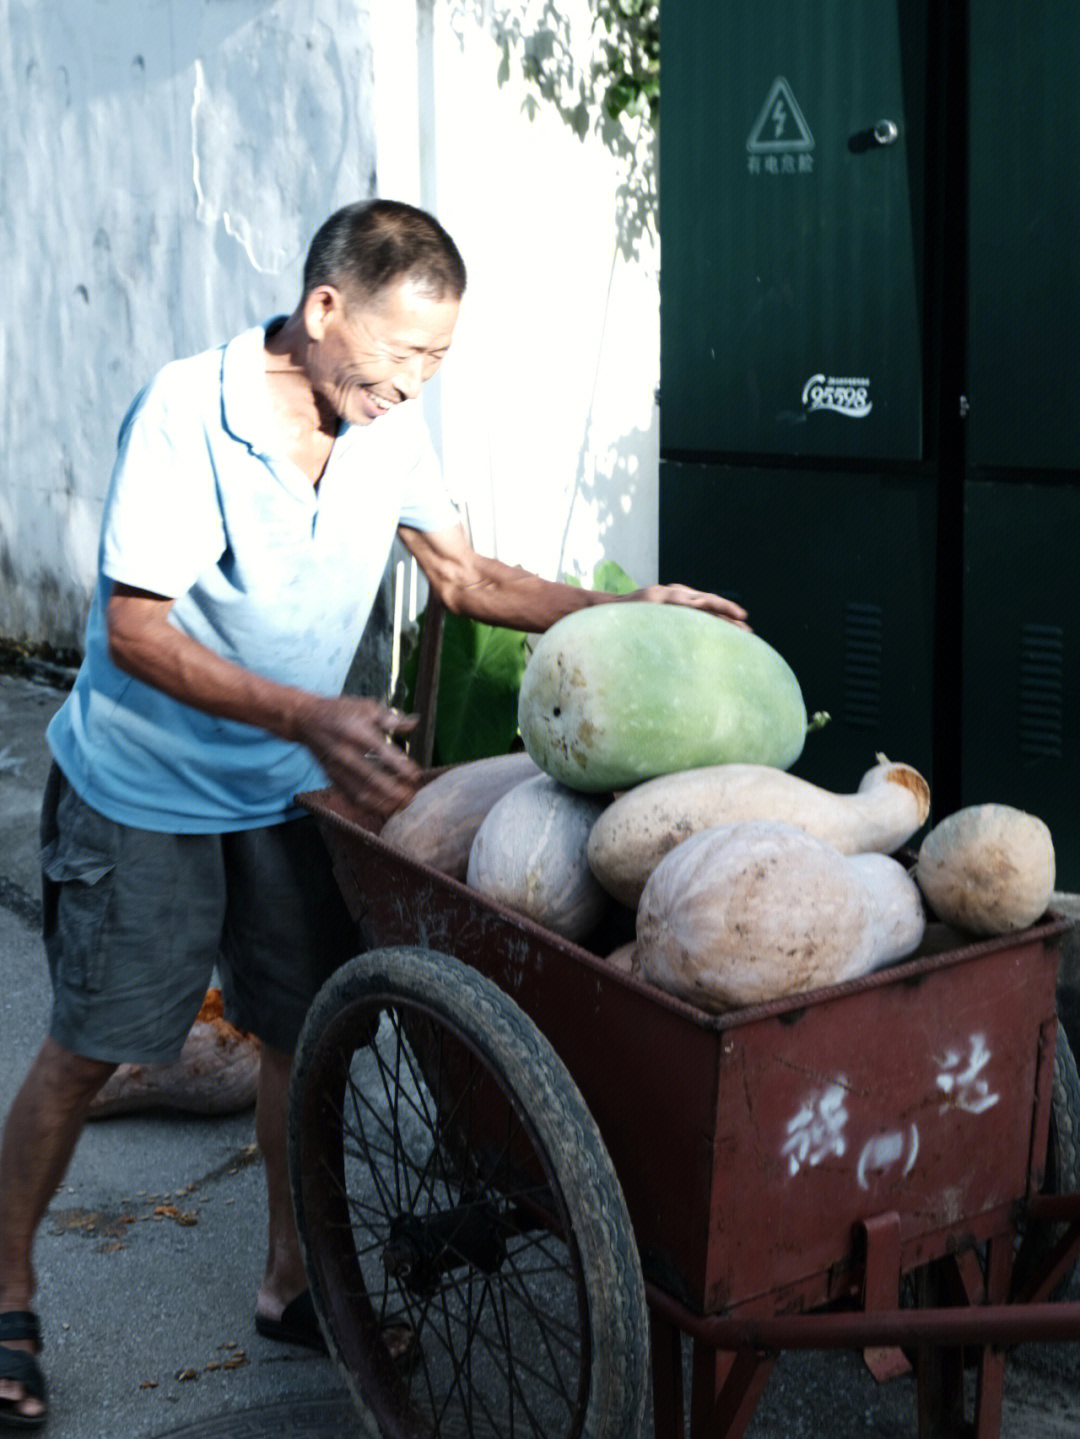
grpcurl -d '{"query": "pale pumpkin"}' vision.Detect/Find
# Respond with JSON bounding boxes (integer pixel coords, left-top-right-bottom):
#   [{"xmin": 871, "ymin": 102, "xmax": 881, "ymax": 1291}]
[
  {"xmin": 466, "ymin": 774, "xmax": 610, "ymax": 941},
  {"xmin": 914, "ymin": 804, "xmax": 1055, "ymax": 936},
  {"xmin": 636, "ymin": 820, "xmax": 925, "ymax": 1012},
  {"xmin": 380, "ymin": 751, "xmax": 540, "ymax": 880}
]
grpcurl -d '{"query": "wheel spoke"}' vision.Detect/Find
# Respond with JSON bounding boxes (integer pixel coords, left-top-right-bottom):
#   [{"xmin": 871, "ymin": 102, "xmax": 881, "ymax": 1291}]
[{"xmin": 290, "ymin": 949, "xmax": 647, "ymax": 1438}]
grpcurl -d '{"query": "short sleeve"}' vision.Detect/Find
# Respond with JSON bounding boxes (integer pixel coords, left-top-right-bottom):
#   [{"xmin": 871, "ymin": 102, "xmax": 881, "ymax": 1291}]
[
  {"xmin": 99, "ymin": 360, "xmax": 227, "ymax": 598},
  {"xmin": 392, "ymin": 404, "xmax": 461, "ymax": 534}
]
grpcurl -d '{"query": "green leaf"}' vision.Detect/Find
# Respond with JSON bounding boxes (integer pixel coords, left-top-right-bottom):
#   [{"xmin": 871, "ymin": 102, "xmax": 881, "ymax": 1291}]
[
  {"xmin": 559, "ymin": 560, "xmax": 637, "ymax": 594},
  {"xmin": 404, "ymin": 610, "xmax": 529, "ymax": 766},
  {"xmin": 591, "ymin": 558, "xmax": 638, "ymax": 595}
]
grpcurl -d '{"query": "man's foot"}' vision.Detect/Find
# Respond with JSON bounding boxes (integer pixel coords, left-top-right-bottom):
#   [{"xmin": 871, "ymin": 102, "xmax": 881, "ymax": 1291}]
[
  {"xmin": 0, "ymin": 1312, "xmax": 46, "ymax": 1430},
  {"xmin": 254, "ymin": 1290, "xmax": 327, "ymax": 1353},
  {"xmin": 254, "ymin": 1293, "xmax": 417, "ymax": 1369}
]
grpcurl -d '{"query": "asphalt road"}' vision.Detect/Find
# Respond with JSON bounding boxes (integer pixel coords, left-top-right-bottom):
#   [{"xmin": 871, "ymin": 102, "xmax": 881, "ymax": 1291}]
[{"xmin": 2, "ymin": 666, "xmax": 1079, "ymax": 1438}]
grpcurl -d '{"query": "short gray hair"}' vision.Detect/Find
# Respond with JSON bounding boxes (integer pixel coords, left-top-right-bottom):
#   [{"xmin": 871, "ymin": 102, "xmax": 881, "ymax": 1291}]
[{"xmin": 302, "ymin": 200, "xmax": 467, "ymax": 303}]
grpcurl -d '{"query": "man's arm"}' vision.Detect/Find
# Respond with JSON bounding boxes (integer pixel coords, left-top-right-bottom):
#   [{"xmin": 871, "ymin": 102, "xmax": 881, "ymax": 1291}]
[
  {"xmin": 398, "ymin": 522, "xmax": 750, "ymax": 632},
  {"xmin": 106, "ymin": 584, "xmax": 420, "ymax": 814}
]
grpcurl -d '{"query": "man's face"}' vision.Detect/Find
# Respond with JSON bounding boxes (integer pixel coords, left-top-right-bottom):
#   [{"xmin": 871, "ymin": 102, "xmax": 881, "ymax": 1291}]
[{"xmin": 307, "ymin": 275, "xmax": 460, "ymax": 426}]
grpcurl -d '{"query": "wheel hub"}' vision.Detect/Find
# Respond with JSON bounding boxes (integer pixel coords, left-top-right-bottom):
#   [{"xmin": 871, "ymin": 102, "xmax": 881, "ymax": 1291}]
[{"xmin": 382, "ymin": 1200, "xmax": 508, "ymax": 1295}]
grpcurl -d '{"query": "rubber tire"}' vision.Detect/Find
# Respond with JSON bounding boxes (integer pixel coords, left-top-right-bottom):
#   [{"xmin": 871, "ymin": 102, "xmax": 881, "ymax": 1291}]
[
  {"xmin": 288, "ymin": 945, "xmax": 649, "ymax": 1439},
  {"xmin": 1048, "ymin": 1026, "xmax": 1080, "ymax": 1198},
  {"xmin": 1012, "ymin": 1025, "xmax": 1080, "ymax": 1299}
]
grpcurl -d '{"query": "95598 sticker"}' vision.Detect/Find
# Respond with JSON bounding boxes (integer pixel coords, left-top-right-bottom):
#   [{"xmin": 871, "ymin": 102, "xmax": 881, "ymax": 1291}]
[{"xmin": 802, "ymin": 374, "xmax": 872, "ymax": 418}]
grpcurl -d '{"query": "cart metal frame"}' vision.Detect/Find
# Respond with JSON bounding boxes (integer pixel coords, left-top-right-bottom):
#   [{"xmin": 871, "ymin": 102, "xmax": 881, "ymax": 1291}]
[{"xmin": 298, "ymin": 786, "xmax": 1080, "ymax": 1439}]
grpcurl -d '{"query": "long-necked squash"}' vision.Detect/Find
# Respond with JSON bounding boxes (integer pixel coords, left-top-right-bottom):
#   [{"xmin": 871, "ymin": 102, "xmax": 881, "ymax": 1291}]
[
  {"xmin": 517, "ymin": 603, "xmax": 806, "ymax": 792},
  {"xmin": 588, "ymin": 756, "xmax": 930, "ymax": 907}
]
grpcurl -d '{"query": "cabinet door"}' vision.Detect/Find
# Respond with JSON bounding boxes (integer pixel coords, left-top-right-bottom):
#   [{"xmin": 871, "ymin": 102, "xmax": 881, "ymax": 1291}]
[
  {"xmin": 967, "ymin": 0, "xmax": 1080, "ymax": 471},
  {"xmin": 962, "ymin": 480, "xmax": 1079, "ymax": 887},
  {"xmin": 661, "ymin": 0, "xmax": 924, "ymax": 461}
]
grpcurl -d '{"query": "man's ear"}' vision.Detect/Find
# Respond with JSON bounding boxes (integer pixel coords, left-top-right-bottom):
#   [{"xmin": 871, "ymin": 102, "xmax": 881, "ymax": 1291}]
[{"xmin": 302, "ymin": 284, "xmax": 343, "ymax": 340}]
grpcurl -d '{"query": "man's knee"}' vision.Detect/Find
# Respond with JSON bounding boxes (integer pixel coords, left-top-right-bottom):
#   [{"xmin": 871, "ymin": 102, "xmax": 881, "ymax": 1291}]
[{"xmin": 36, "ymin": 1036, "xmax": 118, "ymax": 1103}]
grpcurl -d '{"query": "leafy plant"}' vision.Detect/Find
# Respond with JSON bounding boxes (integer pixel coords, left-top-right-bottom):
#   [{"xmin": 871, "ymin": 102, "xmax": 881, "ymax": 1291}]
[
  {"xmin": 593, "ymin": 0, "xmax": 659, "ymax": 123},
  {"xmin": 402, "ymin": 611, "xmax": 530, "ymax": 766},
  {"xmin": 583, "ymin": 557, "xmax": 638, "ymax": 595}
]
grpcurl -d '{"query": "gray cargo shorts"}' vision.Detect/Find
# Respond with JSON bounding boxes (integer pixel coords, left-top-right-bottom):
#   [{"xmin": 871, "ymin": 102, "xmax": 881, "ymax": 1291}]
[{"xmin": 40, "ymin": 764, "xmax": 360, "ymax": 1064}]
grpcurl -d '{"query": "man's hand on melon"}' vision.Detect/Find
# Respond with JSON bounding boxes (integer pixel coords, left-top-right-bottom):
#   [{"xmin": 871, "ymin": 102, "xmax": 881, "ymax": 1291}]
[{"xmin": 621, "ymin": 584, "xmax": 751, "ymax": 631}]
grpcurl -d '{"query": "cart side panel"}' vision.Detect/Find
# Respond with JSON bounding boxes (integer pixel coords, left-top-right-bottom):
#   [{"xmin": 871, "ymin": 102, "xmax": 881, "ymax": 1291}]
[
  {"xmin": 309, "ymin": 796, "xmax": 726, "ymax": 1309},
  {"xmin": 705, "ymin": 936, "xmax": 1060, "ymax": 1314}
]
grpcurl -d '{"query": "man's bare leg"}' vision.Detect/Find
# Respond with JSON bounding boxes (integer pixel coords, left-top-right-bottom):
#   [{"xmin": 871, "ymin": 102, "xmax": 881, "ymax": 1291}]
[
  {"xmin": 0, "ymin": 1037, "xmax": 116, "ymax": 1422},
  {"xmin": 253, "ymin": 1044, "xmax": 308, "ymax": 1323}
]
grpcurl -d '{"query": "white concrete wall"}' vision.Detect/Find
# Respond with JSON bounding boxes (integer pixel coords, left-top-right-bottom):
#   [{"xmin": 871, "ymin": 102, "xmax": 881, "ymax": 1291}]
[
  {"xmin": 378, "ymin": 0, "xmax": 661, "ymax": 591},
  {"xmin": 0, "ymin": 0, "xmax": 378, "ymax": 647},
  {"xmin": 0, "ymin": 0, "xmax": 660, "ymax": 651}
]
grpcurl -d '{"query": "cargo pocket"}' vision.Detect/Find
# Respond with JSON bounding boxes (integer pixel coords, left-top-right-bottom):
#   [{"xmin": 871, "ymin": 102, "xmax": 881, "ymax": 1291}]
[{"xmin": 40, "ymin": 768, "xmax": 119, "ymax": 994}]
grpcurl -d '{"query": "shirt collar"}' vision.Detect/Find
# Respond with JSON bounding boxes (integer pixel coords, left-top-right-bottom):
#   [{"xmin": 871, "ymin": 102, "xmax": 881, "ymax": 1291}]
[
  {"xmin": 220, "ymin": 320, "xmax": 283, "ymax": 456},
  {"xmin": 220, "ymin": 320, "xmax": 354, "ymax": 467}
]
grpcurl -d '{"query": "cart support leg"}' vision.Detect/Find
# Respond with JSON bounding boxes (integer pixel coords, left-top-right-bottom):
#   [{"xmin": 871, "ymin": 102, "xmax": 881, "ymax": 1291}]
[
  {"xmin": 971, "ymin": 1235, "xmax": 1011, "ymax": 1439},
  {"xmin": 690, "ymin": 1342, "xmax": 776, "ymax": 1439},
  {"xmin": 860, "ymin": 1211, "xmax": 913, "ymax": 1382},
  {"xmin": 916, "ymin": 1257, "xmax": 971, "ymax": 1437},
  {"xmin": 649, "ymin": 1312, "xmax": 685, "ymax": 1439},
  {"xmin": 916, "ymin": 1340, "xmax": 969, "ymax": 1438},
  {"xmin": 915, "ymin": 1234, "xmax": 1012, "ymax": 1439}
]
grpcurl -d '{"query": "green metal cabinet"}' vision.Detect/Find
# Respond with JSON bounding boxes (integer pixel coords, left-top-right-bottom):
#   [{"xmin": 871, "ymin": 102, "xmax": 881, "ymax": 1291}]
[
  {"xmin": 962, "ymin": 481, "xmax": 1080, "ymax": 885},
  {"xmin": 967, "ymin": 0, "xmax": 1080, "ymax": 472},
  {"xmin": 660, "ymin": 0, "xmax": 1078, "ymax": 884},
  {"xmin": 660, "ymin": 0, "xmax": 925, "ymax": 461},
  {"xmin": 962, "ymin": 0, "xmax": 1078, "ymax": 883}
]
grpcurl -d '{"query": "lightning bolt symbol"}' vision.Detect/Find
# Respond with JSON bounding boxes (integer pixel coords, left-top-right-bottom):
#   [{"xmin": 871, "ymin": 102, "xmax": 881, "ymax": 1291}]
[{"xmin": 772, "ymin": 100, "xmax": 787, "ymax": 138}]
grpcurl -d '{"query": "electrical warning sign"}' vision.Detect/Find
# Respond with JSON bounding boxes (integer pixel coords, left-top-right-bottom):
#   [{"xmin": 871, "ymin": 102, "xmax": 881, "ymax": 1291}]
[
  {"xmin": 747, "ymin": 77, "xmax": 814, "ymax": 152},
  {"xmin": 746, "ymin": 77, "xmax": 815, "ymax": 174}
]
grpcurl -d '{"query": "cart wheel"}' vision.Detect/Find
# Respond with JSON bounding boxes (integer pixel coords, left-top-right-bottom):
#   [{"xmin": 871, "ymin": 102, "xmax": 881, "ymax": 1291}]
[
  {"xmin": 1012, "ymin": 1025, "xmax": 1080, "ymax": 1299},
  {"xmin": 288, "ymin": 945, "xmax": 649, "ymax": 1439}
]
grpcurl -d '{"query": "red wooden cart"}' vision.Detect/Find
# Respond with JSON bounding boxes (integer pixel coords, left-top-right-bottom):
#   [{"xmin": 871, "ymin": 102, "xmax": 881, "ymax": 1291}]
[{"xmin": 289, "ymin": 785, "xmax": 1080, "ymax": 1439}]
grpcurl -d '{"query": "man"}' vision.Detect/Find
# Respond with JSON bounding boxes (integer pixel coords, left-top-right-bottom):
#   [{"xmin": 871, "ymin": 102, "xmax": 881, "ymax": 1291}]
[{"xmin": 0, "ymin": 199, "xmax": 746, "ymax": 1426}]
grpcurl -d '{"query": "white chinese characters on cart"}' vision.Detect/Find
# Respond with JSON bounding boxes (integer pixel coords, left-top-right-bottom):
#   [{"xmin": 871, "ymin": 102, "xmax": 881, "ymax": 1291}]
[{"xmin": 780, "ymin": 1033, "xmax": 1001, "ymax": 1189}]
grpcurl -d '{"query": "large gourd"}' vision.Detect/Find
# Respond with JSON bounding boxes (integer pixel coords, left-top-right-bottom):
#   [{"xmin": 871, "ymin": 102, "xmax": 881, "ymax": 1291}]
[
  {"xmin": 636, "ymin": 820, "xmax": 925, "ymax": 1012},
  {"xmin": 87, "ymin": 990, "xmax": 260, "ymax": 1117},
  {"xmin": 588, "ymin": 757, "xmax": 930, "ymax": 907},
  {"xmin": 380, "ymin": 751, "xmax": 540, "ymax": 880},
  {"xmin": 518, "ymin": 603, "xmax": 806, "ymax": 793},
  {"xmin": 914, "ymin": 804, "xmax": 1055, "ymax": 936},
  {"xmin": 466, "ymin": 774, "xmax": 610, "ymax": 941}
]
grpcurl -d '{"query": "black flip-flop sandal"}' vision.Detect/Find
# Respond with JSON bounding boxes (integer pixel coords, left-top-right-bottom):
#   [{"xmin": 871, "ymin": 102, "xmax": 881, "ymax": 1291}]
[
  {"xmin": 254, "ymin": 1290, "xmax": 327, "ymax": 1353},
  {"xmin": 0, "ymin": 1312, "xmax": 46, "ymax": 1431}
]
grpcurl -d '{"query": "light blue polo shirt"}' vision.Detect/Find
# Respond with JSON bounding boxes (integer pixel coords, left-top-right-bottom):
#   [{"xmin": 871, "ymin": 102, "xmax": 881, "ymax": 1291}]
[{"xmin": 48, "ymin": 322, "xmax": 459, "ymax": 832}]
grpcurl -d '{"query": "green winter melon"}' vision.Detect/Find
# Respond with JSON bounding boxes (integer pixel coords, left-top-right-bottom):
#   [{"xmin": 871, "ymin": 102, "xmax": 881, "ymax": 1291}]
[{"xmin": 518, "ymin": 603, "xmax": 807, "ymax": 792}]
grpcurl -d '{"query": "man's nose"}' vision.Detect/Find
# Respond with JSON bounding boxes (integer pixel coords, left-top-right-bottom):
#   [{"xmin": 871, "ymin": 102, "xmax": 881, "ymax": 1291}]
[{"xmin": 393, "ymin": 354, "xmax": 426, "ymax": 400}]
